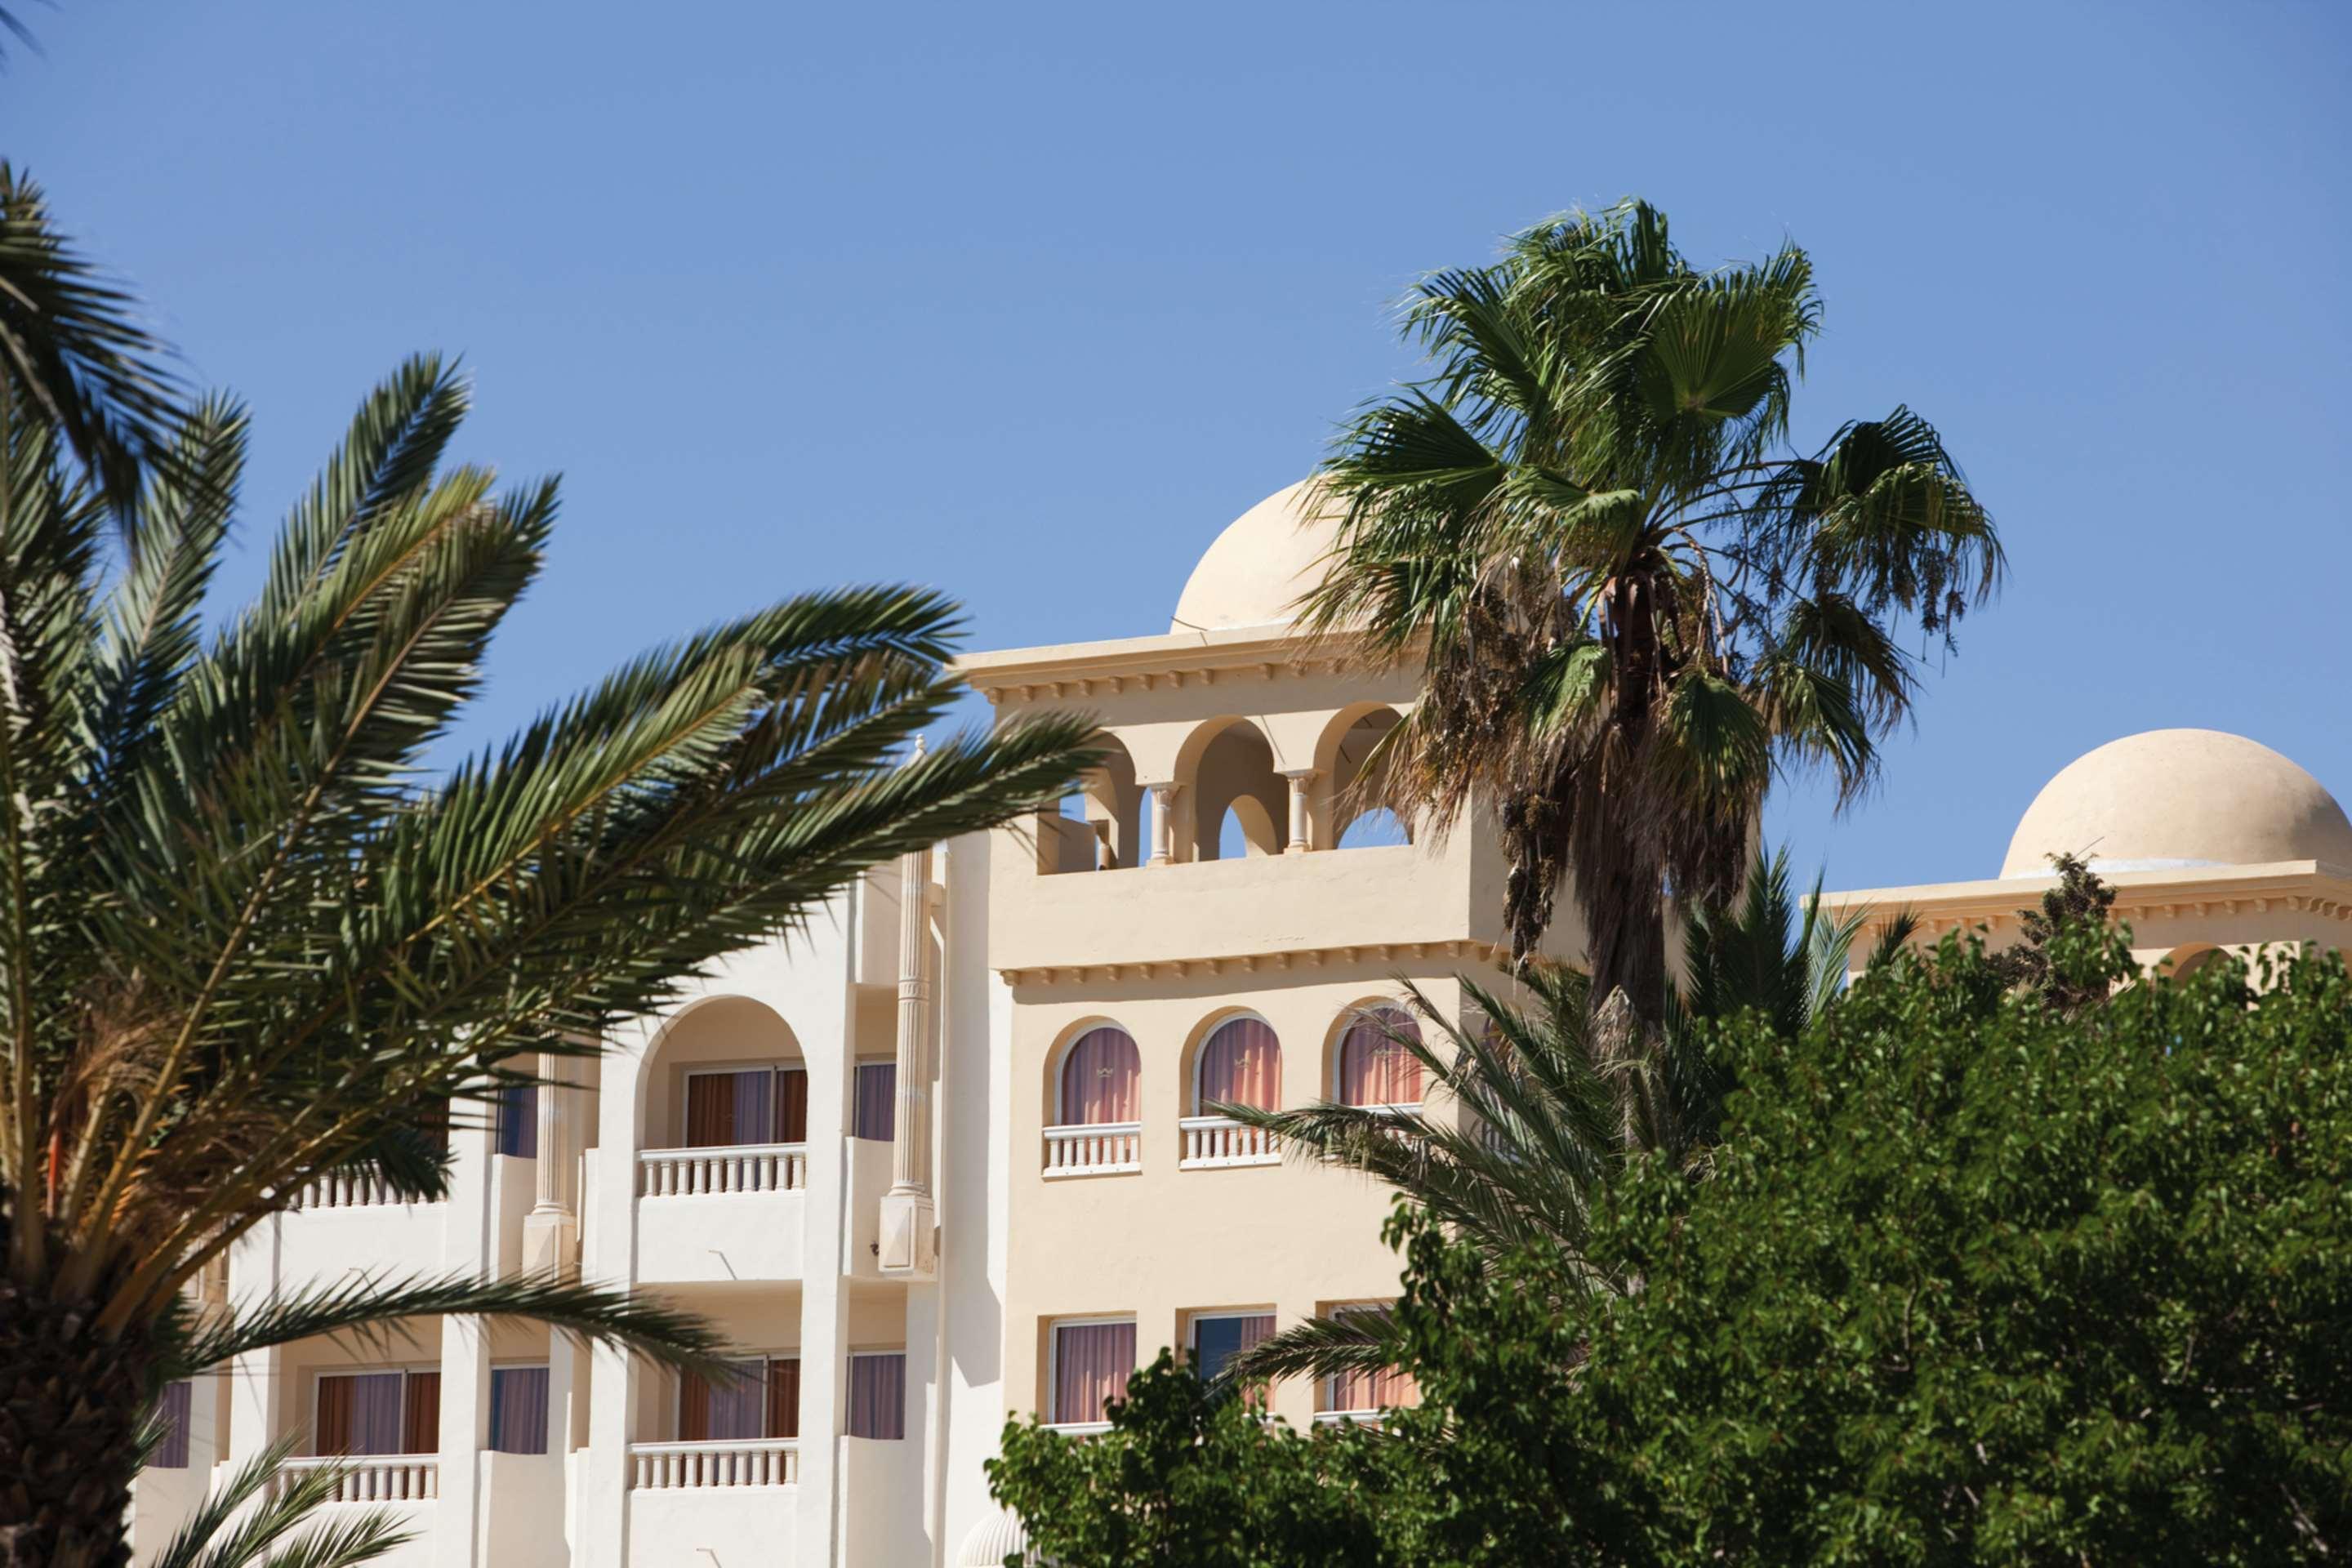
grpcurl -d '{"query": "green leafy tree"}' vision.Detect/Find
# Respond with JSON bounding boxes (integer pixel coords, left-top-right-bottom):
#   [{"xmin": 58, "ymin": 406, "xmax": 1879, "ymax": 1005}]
[
  {"xmin": 987, "ymin": 1352, "xmax": 1419, "ymax": 1567},
  {"xmin": 1984, "ymin": 849, "xmax": 2118, "ymax": 1011},
  {"xmin": 1302, "ymin": 200, "xmax": 2001, "ymax": 1017},
  {"xmin": 0, "ymin": 359, "xmax": 1096, "ymax": 1568}
]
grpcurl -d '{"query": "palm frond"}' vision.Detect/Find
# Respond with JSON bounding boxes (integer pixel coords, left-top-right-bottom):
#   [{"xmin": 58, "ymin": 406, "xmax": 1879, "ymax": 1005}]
[{"xmin": 149, "ymin": 1437, "xmax": 410, "ymax": 1568}]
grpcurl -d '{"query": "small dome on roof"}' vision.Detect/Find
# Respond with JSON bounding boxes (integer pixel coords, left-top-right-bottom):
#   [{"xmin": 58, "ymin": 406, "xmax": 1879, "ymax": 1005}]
[
  {"xmin": 1999, "ymin": 729, "xmax": 2352, "ymax": 878},
  {"xmin": 956, "ymin": 1508, "xmax": 1033, "ymax": 1566},
  {"xmin": 1169, "ymin": 481, "xmax": 1343, "ymax": 635}
]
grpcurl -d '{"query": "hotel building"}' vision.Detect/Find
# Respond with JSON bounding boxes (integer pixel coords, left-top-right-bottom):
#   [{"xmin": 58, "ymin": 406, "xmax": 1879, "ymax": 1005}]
[{"xmin": 127, "ymin": 487, "xmax": 2352, "ymax": 1566}]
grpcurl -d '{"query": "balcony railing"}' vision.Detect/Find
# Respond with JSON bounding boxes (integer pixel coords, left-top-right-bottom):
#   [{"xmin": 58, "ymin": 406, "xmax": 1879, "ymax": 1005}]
[
  {"xmin": 1041, "ymin": 1420, "xmax": 1113, "ymax": 1438},
  {"xmin": 1178, "ymin": 1116, "xmax": 1279, "ymax": 1169},
  {"xmin": 287, "ymin": 1165, "xmax": 408, "ymax": 1210},
  {"xmin": 638, "ymin": 1143, "xmax": 807, "ymax": 1197},
  {"xmin": 629, "ymin": 1438, "xmax": 800, "ymax": 1489},
  {"xmin": 1040, "ymin": 1122, "xmax": 1140, "ymax": 1178},
  {"xmin": 1312, "ymin": 1410, "xmax": 1383, "ymax": 1429},
  {"xmin": 277, "ymin": 1454, "xmax": 439, "ymax": 1501}
]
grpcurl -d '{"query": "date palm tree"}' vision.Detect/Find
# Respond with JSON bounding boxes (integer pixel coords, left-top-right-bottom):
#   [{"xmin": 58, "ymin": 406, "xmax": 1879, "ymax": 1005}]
[
  {"xmin": 0, "ymin": 357, "xmax": 1097, "ymax": 1568},
  {"xmin": 1216, "ymin": 851, "xmax": 1909, "ymax": 1392},
  {"xmin": 1301, "ymin": 199, "xmax": 2000, "ymax": 1022}
]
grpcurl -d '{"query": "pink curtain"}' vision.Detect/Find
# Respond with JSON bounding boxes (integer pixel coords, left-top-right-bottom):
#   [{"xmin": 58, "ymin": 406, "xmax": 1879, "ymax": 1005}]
[
  {"xmin": 1052, "ymin": 1321, "xmax": 1135, "ymax": 1424},
  {"xmin": 1339, "ymin": 1006, "xmax": 1423, "ymax": 1107},
  {"xmin": 1328, "ymin": 1311, "xmax": 1419, "ymax": 1412},
  {"xmin": 1197, "ymin": 1018, "xmax": 1280, "ymax": 1112},
  {"xmin": 1058, "ymin": 1028, "xmax": 1139, "ymax": 1125},
  {"xmin": 847, "ymin": 1353, "xmax": 906, "ymax": 1440},
  {"xmin": 488, "ymin": 1366, "xmax": 549, "ymax": 1454},
  {"xmin": 152, "ymin": 1380, "xmax": 193, "ymax": 1468}
]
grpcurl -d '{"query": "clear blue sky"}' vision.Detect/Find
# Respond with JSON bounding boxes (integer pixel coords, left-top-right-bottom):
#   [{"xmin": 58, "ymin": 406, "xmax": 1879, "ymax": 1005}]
[{"xmin": 10, "ymin": 0, "xmax": 2348, "ymax": 893}]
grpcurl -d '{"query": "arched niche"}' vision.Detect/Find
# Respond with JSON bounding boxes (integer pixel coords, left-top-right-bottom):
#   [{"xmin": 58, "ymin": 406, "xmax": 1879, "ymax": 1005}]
[
  {"xmin": 637, "ymin": 996, "xmax": 804, "ymax": 1151},
  {"xmin": 1049, "ymin": 732, "xmax": 1144, "ymax": 872},
  {"xmin": 1316, "ymin": 704, "xmax": 1412, "ymax": 848},
  {"xmin": 1181, "ymin": 717, "xmax": 1288, "ymax": 862}
]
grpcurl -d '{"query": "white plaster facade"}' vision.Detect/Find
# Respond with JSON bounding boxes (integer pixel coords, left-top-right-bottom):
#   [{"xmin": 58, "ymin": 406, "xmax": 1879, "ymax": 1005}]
[{"xmin": 124, "ymin": 490, "xmax": 2352, "ymax": 1567}]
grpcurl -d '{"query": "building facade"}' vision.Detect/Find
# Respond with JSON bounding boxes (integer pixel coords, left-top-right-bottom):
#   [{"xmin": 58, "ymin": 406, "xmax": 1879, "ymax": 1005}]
[{"xmin": 127, "ymin": 489, "xmax": 2352, "ymax": 1566}]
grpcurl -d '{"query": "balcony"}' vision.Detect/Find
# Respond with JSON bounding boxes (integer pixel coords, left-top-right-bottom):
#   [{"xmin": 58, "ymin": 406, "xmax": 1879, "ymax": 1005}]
[
  {"xmin": 1178, "ymin": 1116, "xmax": 1278, "ymax": 1169},
  {"xmin": 634, "ymin": 1145, "xmax": 808, "ymax": 1284},
  {"xmin": 628, "ymin": 1438, "xmax": 800, "ymax": 1489},
  {"xmin": 277, "ymin": 1454, "xmax": 439, "ymax": 1501},
  {"xmin": 1041, "ymin": 1122, "xmax": 1139, "ymax": 1178}
]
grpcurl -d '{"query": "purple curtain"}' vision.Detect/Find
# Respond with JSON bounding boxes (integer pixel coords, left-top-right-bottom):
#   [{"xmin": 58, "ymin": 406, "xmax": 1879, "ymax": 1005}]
[
  {"xmin": 1197, "ymin": 1018, "xmax": 1281, "ymax": 1112},
  {"xmin": 151, "ymin": 1380, "xmax": 193, "ymax": 1468},
  {"xmin": 1339, "ymin": 1006, "xmax": 1423, "ymax": 1107},
  {"xmin": 847, "ymin": 1353, "xmax": 906, "ymax": 1440},
  {"xmin": 1058, "ymin": 1028, "xmax": 1140, "ymax": 1125},
  {"xmin": 488, "ymin": 1365, "xmax": 550, "ymax": 1454},
  {"xmin": 318, "ymin": 1371, "xmax": 404, "ymax": 1456},
  {"xmin": 1052, "ymin": 1321, "xmax": 1135, "ymax": 1425},
  {"xmin": 497, "ymin": 1083, "xmax": 539, "ymax": 1158},
  {"xmin": 853, "ymin": 1062, "xmax": 896, "ymax": 1141},
  {"xmin": 683, "ymin": 1358, "xmax": 768, "ymax": 1441}
]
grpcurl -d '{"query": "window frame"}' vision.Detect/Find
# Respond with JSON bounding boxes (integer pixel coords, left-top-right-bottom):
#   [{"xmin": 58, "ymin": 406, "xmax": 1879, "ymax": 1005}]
[
  {"xmin": 310, "ymin": 1364, "xmax": 441, "ymax": 1458},
  {"xmin": 1318, "ymin": 1301, "xmax": 1412, "ymax": 1416},
  {"xmin": 679, "ymin": 1061, "xmax": 809, "ymax": 1148},
  {"xmin": 1185, "ymin": 1308, "xmax": 1276, "ymax": 1385},
  {"xmin": 1045, "ymin": 1314, "xmax": 1138, "ymax": 1429},
  {"xmin": 851, "ymin": 1058, "xmax": 898, "ymax": 1143},
  {"xmin": 844, "ymin": 1348, "xmax": 908, "ymax": 1441},
  {"xmin": 1190, "ymin": 1013, "xmax": 1281, "ymax": 1117},
  {"xmin": 485, "ymin": 1359, "xmax": 552, "ymax": 1455},
  {"xmin": 1052, "ymin": 1025, "xmax": 1143, "ymax": 1129},
  {"xmin": 1332, "ymin": 1003, "xmax": 1426, "ymax": 1113}
]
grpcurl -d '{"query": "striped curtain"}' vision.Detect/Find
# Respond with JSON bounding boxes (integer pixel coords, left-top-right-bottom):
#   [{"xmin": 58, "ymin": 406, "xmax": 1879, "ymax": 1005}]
[
  {"xmin": 1058, "ymin": 1028, "xmax": 1140, "ymax": 1125},
  {"xmin": 1052, "ymin": 1321, "xmax": 1135, "ymax": 1425},
  {"xmin": 152, "ymin": 1380, "xmax": 193, "ymax": 1468},
  {"xmin": 1196, "ymin": 1018, "xmax": 1281, "ymax": 1112},
  {"xmin": 488, "ymin": 1365, "xmax": 550, "ymax": 1454},
  {"xmin": 1338, "ymin": 1006, "xmax": 1423, "ymax": 1107},
  {"xmin": 847, "ymin": 1354, "xmax": 905, "ymax": 1440}
]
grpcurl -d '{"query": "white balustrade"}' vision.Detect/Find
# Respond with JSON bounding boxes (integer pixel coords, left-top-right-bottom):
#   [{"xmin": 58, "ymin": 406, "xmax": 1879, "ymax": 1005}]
[
  {"xmin": 1312, "ymin": 1410, "xmax": 1383, "ymax": 1429},
  {"xmin": 1178, "ymin": 1115, "xmax": 1279, "ymax": 1169},
  {"xmin": 1040, "ymin": 1122, "xmax": 1141, "ymax": 1177},
  {"xmin": 629, "ymin": 1439, "xmax": 800, "ymax": 1489},
  {"xmin": 277, "ymin": 1454, "xmax": 439, "ymax": 1502},
  {"xmin": 1041, "ymin": 1421, "xmax": 1113, "ymax": 1439},
  {"xmin": 287, "ymin": 1165, "xmax": 405, "ymax": 1210},
  {"xmin": 637, "ymin": 1143, "xmax": 807, "ymax": 1197}
]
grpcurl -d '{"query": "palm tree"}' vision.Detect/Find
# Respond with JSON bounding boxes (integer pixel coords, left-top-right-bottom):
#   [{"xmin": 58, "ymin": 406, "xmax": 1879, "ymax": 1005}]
[
  {"xmin": 0, "ymin": 164, "xmax": 185, "ymax": 519},
  {"xmin": 1300, "ymin": 199, "xmax": 2000, "ymax": 1023},
  {"xmin": 0, "ymin": 358, "xmax": 1098, "ymax": 1567},
  {"xmin": 1217, "ymin": 851, "xmax": 1900, "ymax": 1391},
  {"xmin": 138, "ymin": 1437, "xmax": 410, "ymax": 1568}
]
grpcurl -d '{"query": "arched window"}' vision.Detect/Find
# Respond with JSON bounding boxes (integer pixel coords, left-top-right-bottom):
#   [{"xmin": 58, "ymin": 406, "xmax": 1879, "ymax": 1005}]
[
  {"xmin": 1058, "ymin": 1026, "xmax": 1141, "ymax": 1125},
  {"xmin": 1195, "ymin": 1016, "xmax": 1281, "ymax": 1113},
  {"xmin": 1336, "ymin": 1005, "xmax": 1423, "ymax": 1109}
]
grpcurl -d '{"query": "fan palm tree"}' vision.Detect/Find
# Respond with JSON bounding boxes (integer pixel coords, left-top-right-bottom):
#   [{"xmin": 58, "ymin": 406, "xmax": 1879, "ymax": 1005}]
[
  {"xmin": 0, "ymin": 357, "xmax": 1098, "ymax": 1568},
  {"xmin": 0, "ymin": 164, "xmax": 185, "ymax": 519},
  {"xmin": 1217, "ymin": 850, "xmax": 1904, "ymax": 1391},
  {"xmin": 1300, "ymin": 199, "xmax": 2000, "ymax": 1022}
]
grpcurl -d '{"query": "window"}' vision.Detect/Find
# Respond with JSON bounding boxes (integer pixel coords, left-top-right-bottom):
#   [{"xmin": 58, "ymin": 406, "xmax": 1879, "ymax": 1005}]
[
  {"xmin": 684, "ymin": 1067, "xmax": 808, "ymax": 1147},
  {"xmin": 496, "ymin": 1083, "xmax": 538, "ymax": 1159},
  {"xmin": 1324, "ymin": 1307, "xmax": 1417, "ymax": 1414},
  {"xmin": 1057, "ymin": 1028, "xmax": 1140, "ymax": 1125},
  {"xmin": 314, "ymin": 1370, "xmax": 440, "ymax": 1457},
  {"xmin": 679, "ymin": 1356, "xmax": 798, "ymax": 1441},
  {"xmin": 488, "ymin": 1365, "xmax": 550, "ymax": 1454},
  {"xmin": 846, "ymin": 1352, "xmax": 906, "ymax": 1440},
  {"xmin": 1049, "ymin": 1318, "xmax": 1135, "ymax": 1427},
  {"xmin": 853, "ymin": 1062, "xmax": 896, "ymax": 1142},
  {"xmin": 1337, "ymin": 1005, "xmax": 1423, "ymax": 1109},
  {"xmin": 1195, "ymin": 1017, "xmax": 1280, "ymax": 1114},
  {"xmin": 1188, "ymin": 1312, "xmax": 1274, "ymax": 1384},
  {"xmin": 150, "ymin": 1379, "xmax": 194, "ymax": 1468}
]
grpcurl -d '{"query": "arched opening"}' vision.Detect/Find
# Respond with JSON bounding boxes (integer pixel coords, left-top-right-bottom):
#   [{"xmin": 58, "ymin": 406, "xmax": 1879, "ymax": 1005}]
[
  {"xmin": 1334, "ymin": 1004, "xmax": 1423, "ymax": 1110},
  {"xmin": 1185, "ymin": 719, "xmax": 1287, "ymax": 862},
  {"xmin": 635, "ymin": 997, "xmax": 808, "ymax": 1192},
  {"xmin": 1193, "ymin": 1015, "xmax": 1281, "ymax": 1115},
  {"xmin": 2167, "ymin": 943, "xmax": 2225, "ymax": 981},
  {"xmin": 1319, "ymin": 706, "xmax": 1412, "ymax": 849},
  {"xmin": 1047, "ymin": 733, "xmax": 1143, "ymax": 873},
  {"xmin": 1055, "ymin": 1025, "xmax": 1142, "ymax": 1126}
]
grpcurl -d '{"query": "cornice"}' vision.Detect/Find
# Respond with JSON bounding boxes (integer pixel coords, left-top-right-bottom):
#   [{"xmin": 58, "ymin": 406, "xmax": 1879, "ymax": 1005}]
[
  {"xmin": 1000, "ymin": 938, "xmax": 1506, "ymax": 990},
  {"xmin": 954, "ymin": 626, "xmax": 1400, "ymax": 706},
  {"xmin": 1822, "ymin": 862, "xmax": 2352, "ymax": 938}
]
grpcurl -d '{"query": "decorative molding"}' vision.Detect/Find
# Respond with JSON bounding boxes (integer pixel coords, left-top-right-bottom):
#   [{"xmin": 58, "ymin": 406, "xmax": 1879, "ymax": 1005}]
[{"xmin": 998, "ymin": 938, "xmax": 1508, "ymax": 990}]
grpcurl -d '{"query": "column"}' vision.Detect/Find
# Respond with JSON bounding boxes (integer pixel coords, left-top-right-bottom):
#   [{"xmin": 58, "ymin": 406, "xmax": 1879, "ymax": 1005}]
[
  {"xmin": 881, "ymin": 840, "xmax": 938, "ymax": 1276},
  {"xmin": 1281, "ymin": 769, "xmax": 1316, "ymax": 854},
  {"xmin": 523, "ymin": 1049, "xmax": 577, "ymax": 1276},
  {"xmin": 1147, "ymin": 783, "xmax": 1179, "ymax": 866},
  {"xmin": 434, "ymin": 1115, "xmax": 495, "ymax": 1568}
]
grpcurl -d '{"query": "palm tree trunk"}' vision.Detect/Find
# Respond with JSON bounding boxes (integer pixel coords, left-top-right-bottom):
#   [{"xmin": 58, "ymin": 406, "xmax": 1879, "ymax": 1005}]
[{"xmin": 0, "ymin": 1274, "xmax": 148, "ymax": 1568}]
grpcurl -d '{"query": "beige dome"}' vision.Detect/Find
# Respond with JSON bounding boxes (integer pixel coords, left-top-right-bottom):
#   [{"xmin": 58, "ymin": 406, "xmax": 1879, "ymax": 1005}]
[
  {"xmin": 1169, "ymin": 481, "xmax": 1342, "ymax": 634},
  {"xmin": 2000, "ymin": 729, "xmax": 2352, "ymax": 878},
  {"xmin": 955, "ymin": 1508, "xmax": 1032, "ymax": 1566}
]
